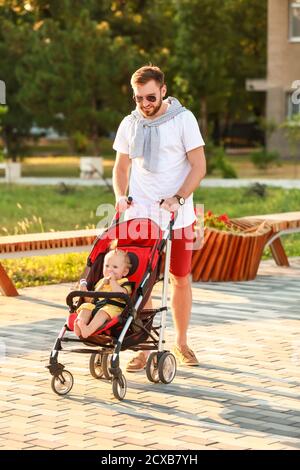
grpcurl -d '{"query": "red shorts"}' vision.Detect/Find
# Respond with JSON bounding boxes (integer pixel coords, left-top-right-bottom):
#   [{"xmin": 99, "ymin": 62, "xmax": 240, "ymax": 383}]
[{"xmin": 169, "ymin": 223, "xmax": 195, "ymax": 277}]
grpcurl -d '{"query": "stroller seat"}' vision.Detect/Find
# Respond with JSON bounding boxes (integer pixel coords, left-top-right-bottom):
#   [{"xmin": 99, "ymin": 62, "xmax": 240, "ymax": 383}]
[{"xmin": 67, "ymin": 235, "xmax": 161, "ymax": 345}]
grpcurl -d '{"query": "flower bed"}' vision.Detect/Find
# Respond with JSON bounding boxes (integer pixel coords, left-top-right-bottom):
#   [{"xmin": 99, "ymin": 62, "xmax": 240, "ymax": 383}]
[{"xmin": 191, "ymin": 213, "xmax": 272, "ymax": 282}]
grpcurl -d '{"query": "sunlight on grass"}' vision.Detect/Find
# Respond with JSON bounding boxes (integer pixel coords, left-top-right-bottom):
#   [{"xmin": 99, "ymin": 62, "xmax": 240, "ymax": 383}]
[
  {"xmin": 0, "ymin": 185, "xmax": 299, "ymax": 288},
  {"xmin": 1, "ymin": 252, "xmax": 88, "ymax": 288}
]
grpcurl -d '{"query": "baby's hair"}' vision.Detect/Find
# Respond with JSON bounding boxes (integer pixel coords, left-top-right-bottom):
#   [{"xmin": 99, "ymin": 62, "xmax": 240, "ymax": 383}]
[
  {"xmin": 109, "ymin": 239, "xmax": 118, "ymax": 250},
  {"xmin": 115, "ymin": 249, "xmax": 131, "ymax": 272}
]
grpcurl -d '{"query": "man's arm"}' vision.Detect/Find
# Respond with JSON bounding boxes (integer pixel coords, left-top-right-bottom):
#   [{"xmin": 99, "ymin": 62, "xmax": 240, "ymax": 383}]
[
  {"xmin": 112, "ymin": 152, "xmax": 131, "ymax": 200},
  {"xmin": 176, "ymin": 146, "xmax": 206, "ymax": 198},
  {"xmin": 161, "ymin": 146, "xmax": 206, "ymax": 211}
]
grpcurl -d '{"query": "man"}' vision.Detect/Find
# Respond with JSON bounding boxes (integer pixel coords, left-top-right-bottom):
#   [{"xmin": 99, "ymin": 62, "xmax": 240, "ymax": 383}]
[{"xmin": 112, "ymin": 65, "xmax": 206, "ymax": 370}]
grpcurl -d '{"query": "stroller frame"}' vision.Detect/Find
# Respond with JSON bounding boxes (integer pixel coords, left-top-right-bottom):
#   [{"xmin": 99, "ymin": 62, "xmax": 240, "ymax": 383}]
[{"xmin": 47, "ymin": 211, "xmax": 177, "ymax": 400}]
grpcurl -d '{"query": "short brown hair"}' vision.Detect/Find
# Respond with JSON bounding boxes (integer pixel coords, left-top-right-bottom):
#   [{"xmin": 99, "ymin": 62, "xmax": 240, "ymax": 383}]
[{"xmin": 131, "ymin": 65, "xmax": 165, "ymax": 88}]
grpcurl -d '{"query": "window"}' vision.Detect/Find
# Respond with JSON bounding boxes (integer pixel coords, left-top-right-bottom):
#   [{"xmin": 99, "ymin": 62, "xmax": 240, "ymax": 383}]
[{"xmin": 289, "ymin": 1, "xmax": 300, "ymax": 41}]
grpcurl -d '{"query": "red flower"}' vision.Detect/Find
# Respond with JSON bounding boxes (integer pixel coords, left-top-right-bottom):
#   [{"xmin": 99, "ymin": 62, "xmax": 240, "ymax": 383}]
[{"xmin": 218, "ymin": 214, "xmax": 229, "ymax": 223}]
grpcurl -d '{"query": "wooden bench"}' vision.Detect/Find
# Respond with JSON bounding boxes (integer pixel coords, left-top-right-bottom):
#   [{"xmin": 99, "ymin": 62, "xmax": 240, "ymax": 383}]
[
  {"xmin": 191, "ymin": 220, "xmax": 272, "ymax": 282},
  {"xmin": 232, "ymin": 212, "xmax": 300, "ymax": 267},
  {"xmin": 0, "ymin": 229, "xmax": 100, "ymax": 296}
]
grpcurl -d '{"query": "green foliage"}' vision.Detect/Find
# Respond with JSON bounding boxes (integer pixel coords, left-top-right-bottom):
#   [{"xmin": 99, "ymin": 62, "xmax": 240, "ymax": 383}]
[
  {"xmin": 1, "ymin": 184, "xmax": 300, "ymax": 287},
  {"xmin": 0, "ymin": 5, "xmax": 35, "ymax": 160},
  {"xmin": 0, "ymin": 105, "xmax": 7, "ymax": 161},
  {"xmin": 0, "ymin": 0, "xmax": 268, "ymax": 153},
  {"xmin": 1, "ymin": 252, "xmax": 88, "ymax": 288},
  {"xmin": 245, "ymin": 183, "xmax": 267, "ymax": 199},
  {"xmin": 172, "ymin": 0, "xmax": 267, "ymax": 135},
  {"xmin": 204, "ymin": 142, "xmax": 237, "ymax": 178},
  {"xmin": 71, "ymin": 131, "xmax": 89, "ymax": 154},
  {"xmin": 250, "ymin": 148, "xmax": 280, "ymax": 170},
  {"xmin": 280, "ymin": 114, "xmax": 300, "ymax": 158},
  {"xmin": 0, "ymin": 184, "xmax": 115, "ymax": 235}
]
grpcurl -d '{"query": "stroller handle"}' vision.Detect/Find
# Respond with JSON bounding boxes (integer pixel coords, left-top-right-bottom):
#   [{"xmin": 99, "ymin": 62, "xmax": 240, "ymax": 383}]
[
  {"xmin": 112, "ymin": 196, "xmax": 133, "ymax": 225},
  {"xmin": 159, "ymin": 199, "xmax": 178, "ymax": 230},
  {"xmin": 66, "ymin": 290, "xmax": 131, "ymax": 310},
  {"xmin": 112, "ymin": 196, "xmax": 177, "ymax": 230}
]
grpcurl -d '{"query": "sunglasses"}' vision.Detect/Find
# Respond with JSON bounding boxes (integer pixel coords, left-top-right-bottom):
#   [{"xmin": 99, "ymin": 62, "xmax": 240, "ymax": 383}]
[{"xmin": 133, "ymin": 94, "xmax": 158, "ymax": 103}]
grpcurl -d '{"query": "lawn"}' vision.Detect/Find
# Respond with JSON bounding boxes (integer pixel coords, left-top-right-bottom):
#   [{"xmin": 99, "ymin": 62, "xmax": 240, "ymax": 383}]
[
  {"xmin": 1, "ymin": 136, "xmax": 300, "ymax": 180},
  {"xmin": 1, "ymin": 184, "xmax": 300, "ymax": 288},
  {"xmin": 6, "ymin": 155, "xmax": 299, "ymax": 180},
  {"xmin": 1, "ymin": 184, "xmax": 300, "ymax": 234}
]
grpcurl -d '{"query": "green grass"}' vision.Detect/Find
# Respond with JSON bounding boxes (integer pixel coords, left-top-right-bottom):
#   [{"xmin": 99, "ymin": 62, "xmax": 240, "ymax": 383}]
[
  {"xmin": 194, "ymin": 186, "xmax": 300, "ymax": 218},
  {"xmin": 1, "ymin": 185, "xmax": 299, "ymax": 287},
  {"xmin": 0, "ymin": 184, "xmax": 115, "ymax": 234},
  {"xmin": 2, "ymin": 252, "xmax": 88, "ymax": 288}
]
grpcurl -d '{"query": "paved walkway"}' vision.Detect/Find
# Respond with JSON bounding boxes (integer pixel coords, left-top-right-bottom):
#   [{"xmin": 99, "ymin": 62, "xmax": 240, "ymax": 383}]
[
  {"xmin": 0, "ymin": 259, "xmax": 300, "ymax": 450},
  {"xmin": 1, "ymin": 176, "xmax": 300, "ymax": 189}
]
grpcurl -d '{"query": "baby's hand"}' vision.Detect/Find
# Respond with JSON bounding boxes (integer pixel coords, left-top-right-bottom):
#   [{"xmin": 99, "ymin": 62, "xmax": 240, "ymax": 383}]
[{"xmin": 78, "ymin": 279, "xmax": 88, "ymax": 291}]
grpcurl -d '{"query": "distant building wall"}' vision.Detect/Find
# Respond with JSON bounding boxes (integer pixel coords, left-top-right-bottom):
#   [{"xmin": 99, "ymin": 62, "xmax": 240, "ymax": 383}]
[{"xmin": 267, "ymin": 0, "xmax": 300, "ymax": 157}]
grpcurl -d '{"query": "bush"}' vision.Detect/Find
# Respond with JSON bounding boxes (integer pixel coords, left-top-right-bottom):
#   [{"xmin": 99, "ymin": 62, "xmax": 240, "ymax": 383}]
[
  {"xmin": 205, "ymin": 142, "xmax": 237, "ymax": 178},
  {"xmin": 250, "ymin": 148, "xmax": 280, "ymax": 170},
  {"xmin": 245, "ymin": 183, "xmax": 267, "ymax": 199},
  {"xmin": 72, "ymin": 131, "xmax": 89, "ymax": 154}
]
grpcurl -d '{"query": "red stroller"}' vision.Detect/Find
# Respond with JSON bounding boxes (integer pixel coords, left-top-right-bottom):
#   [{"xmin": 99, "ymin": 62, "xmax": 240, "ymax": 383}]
[{"xmin": 47, "ymin": 203, "xmax": 177, "ymax": 400}]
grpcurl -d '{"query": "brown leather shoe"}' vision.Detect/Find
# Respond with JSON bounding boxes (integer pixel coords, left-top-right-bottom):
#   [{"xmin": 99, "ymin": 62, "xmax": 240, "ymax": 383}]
[
  {"xmin": 173, "ymin": 345, "xmax": 199, "ymax": 366},
  {"xmin": 126, "ymin": 352, "xmax": 147, "ymax": 372}
]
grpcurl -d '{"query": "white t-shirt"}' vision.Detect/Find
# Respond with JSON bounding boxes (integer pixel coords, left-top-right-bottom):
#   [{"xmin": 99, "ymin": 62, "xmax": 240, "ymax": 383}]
[{"xmin": 113, "ymin": 108, "xmax": 205, "ymax": 229}]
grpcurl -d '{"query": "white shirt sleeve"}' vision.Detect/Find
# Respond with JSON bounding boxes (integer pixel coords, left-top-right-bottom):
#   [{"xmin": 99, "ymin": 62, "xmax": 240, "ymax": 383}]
[
  {"xmin": 181, "ymin": 111, "xmax": 205, "ymax": 152},
  {"xmin": 113, "ymin": 116, "xmax": 130, "ymax": 154}
]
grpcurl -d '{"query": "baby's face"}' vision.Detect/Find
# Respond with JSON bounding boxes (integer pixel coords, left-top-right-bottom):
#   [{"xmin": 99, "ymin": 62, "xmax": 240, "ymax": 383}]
[{"xmin": 103, "ymin": 252, "xmax": 128, "ymax": 279}]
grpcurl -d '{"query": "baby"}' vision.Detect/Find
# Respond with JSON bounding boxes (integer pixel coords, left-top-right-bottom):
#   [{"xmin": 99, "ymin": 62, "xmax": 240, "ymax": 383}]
[{"xmin": 74, "ymin": 248, "xmax": 132, "ymax": 338}]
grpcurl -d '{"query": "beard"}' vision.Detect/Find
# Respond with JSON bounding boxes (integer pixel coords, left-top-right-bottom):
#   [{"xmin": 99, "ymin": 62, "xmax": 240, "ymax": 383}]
[{"xmin": 140, "ymin": 97, "xmax": 163, "ymax": 118}]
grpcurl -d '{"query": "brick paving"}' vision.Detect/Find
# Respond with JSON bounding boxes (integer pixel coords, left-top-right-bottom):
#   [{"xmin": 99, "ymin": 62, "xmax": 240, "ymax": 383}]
[{"xmin": 0, "ymin": 258, "xmax": 299, "ymax": 450}]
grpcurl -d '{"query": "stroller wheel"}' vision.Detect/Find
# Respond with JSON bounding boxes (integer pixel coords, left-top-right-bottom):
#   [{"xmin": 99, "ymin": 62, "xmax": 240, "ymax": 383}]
[
  {"xmin": 102, "ymin": 353, "xmax": 113, "ymax": 380},
  {"xmin": 51, "ymin": 370, "xmax": 74, "ymax": 396},
  {"xmin": 112, "ymin": 374, "xmax": 127, "ymax": 401},
  {"xmin": 89, "ymin": 353, "xmax": 105, "ymax": 379},
  {"xmin": 145, "ymin": 352, "xmax": 160, "ymax": 383},
  {"xmin": 89, "ymin": 352, "xmax": 112, "ymax": 380},
  {"xmin": 158, "ymin": 352, "xmax": 177, "ymax": 384}
]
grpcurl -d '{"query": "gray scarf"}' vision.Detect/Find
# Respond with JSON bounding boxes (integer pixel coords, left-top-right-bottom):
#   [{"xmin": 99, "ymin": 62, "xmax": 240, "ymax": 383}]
[{"xmin": 128, "ymin": 96, "xmax": 187, "ymax": 173}]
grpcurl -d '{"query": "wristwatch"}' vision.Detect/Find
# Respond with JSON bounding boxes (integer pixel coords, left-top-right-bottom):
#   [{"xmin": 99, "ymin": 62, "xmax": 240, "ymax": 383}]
[{"xmin": 174, "ymin": 194, "xmax": 185, "ymax": 205}]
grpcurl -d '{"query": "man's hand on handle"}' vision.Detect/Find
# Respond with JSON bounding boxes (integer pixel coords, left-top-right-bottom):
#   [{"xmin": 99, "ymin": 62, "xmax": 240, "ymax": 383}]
[
  {"xmin": 115, "ymin": 195, "xmax": 132, "ymax": 213},
  {"xmin": 160, "ymin": 197, "xmax": 180, "ymax": 212}
]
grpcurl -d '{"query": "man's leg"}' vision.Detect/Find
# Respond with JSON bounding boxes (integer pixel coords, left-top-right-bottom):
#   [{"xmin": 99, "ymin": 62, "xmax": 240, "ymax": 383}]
[
  {"xmin": 169, "ymin": 224, "xmax": 199, "ymax": 366},
  {"xmin": 170, "ymin": 273, "xmax": 192, "ymax": 347},
  {"xmin": 126, "ymin": 297, "xmax": 152, "ymax": 372}
]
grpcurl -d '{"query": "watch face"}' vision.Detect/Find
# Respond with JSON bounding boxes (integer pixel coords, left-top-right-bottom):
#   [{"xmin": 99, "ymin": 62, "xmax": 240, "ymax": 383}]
[{"xmin": 175, "ymin": 195, "xmax": 185, "ymax": 205}]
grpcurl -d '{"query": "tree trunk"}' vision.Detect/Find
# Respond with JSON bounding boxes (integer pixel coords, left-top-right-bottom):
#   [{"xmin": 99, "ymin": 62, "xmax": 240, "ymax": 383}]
[
  {"xmin": 91, "ymin": 97, "xmax": 100, "ymax": 156},
  {"xmin": 199, "ymin": 97, "xmax": 208, "ymax": 140},
  {"xmin": 91, "ymin": 127, "xmax": 100, "ymax": 156}
]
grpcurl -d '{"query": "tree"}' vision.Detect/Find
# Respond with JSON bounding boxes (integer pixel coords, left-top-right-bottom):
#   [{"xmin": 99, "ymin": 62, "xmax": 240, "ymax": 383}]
[
  {"xmin": 171, "ymin": 0, "xmax": 233, "ymax": 138},
  {"xmin": 0, "ymin": 1, "xmax": 35, "ymax": 160},
  {"xmin": 15, "ymin": 2, "xmax": 137, "ymax": 154},
  {"xmin": 171, "ymin": 0, "xmax": 267, "ymax": 141}
]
